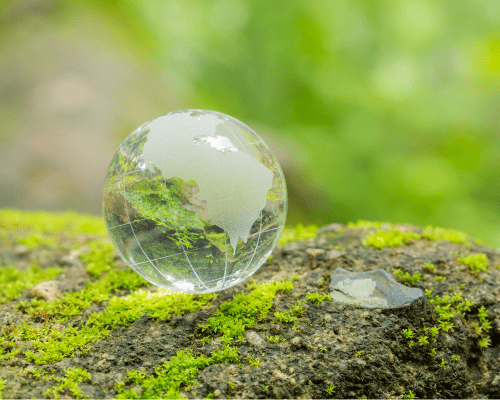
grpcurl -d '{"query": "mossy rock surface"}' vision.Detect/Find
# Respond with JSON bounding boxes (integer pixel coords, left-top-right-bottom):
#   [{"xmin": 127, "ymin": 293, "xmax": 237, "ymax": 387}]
[{"xmin": 1, "ymin": 211, "xmax": 500, "ymax": 399}]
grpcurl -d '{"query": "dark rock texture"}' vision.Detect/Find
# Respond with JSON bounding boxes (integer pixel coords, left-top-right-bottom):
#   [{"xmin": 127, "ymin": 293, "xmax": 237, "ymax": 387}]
[{"xmin": 2, "ymin": 223, "xmax": 500, "ymax": 399}]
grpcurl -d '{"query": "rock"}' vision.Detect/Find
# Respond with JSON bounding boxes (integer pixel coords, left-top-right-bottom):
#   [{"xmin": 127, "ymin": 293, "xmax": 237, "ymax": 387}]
[
  {"xmin": 244, "ymin": 331, "xmax": 265, "ymax": 348},
  {"xmin": 356, "ymin": 359, "xmax": 366, "ymax": 367},
  {"xmin": 329, "ymin": 267, "xmax": 424, "ymax": 309},
  {"xmin": 291, "ymin": 337, "xmax": 302, "ymax": 346},
  {"xmin": 91, "ymin": 372, "xmax": 107, "ymax": 386},
  {"xmin": 273, "ymin": 386, "xmax": 286, "ymax": 399},
  {"xmin": 273, "ymin": 369, "xmax": 287, "ymax": 379},
  {"xmin": 338, "ymin": 363, "xmax": 347, "ymax": 372},
  {"xmin": 325, "ymin": 249, "xmax": 346, "ymax": 260},
  {"xmin": 317, "ymin": 223, "xmax": 345, "ymax": 234},
  {"xmin": 131, "ymin": 385, "xmax": 143, "ymax": 397},
  {"xmin": 213, "ymin": 389, "xmax": 221, "ymax": 397},
  {"xmin": 14, "ymin": 245, "xmax": 30, "ymax": 256},
  {"xmin": 59, "ymin": 255, "xmax": 84, "ymax": 268},
  {"xmin": 290, "ymin": 377, "xmax": 296, "ymax": 385},
  {"xmin": 144, "ymin": 336, "xmax": 153, "ymax": 343},
  {"xmin": 306, "ymin": 248, "xmax": 325, "ymax": 257},
  {"xmin": 492, "ymin": 374, "xmax": 500, "ymax": 386},
  {"xmin": 114, "ymin": 373, "xmax": 124, "ymax": 384},
  {"xmin": 324, "ymin": 313, "xmax": 332, "ymax": 322},
  {"xmin": 29, "ymin": 280, "xmax": 62, "ymax": 301}
]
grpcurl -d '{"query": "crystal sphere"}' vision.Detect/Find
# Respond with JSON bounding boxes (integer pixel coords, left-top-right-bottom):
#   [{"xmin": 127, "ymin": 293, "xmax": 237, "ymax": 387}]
[{"xmin": 103, "ymin": 110, "xmax": 287, "ymax": 293}]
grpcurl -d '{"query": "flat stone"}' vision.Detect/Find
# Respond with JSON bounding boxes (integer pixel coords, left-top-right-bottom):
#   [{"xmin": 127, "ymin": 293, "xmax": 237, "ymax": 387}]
[
  {"xmin": 91, "ymin": 372, "xmax": 107, "ymax": 386},
  {"xmin": 29, "ymin": 280, "xmax": 62, "ymax": 301},
  {"xmin": 243, "ymin": 331, "xmax": 265, "ymax": 348},
  {"xmin": 306, "ymin": 248, "xmax": 325, "ymax": 257},
  {"xmin": 14, "ymin": 245, "xmax": 30, "ymax": 256},
  {"xmin": 329, "ymin": 267, "xmax": 424, "ymax": 309},
  {"xmin": 291, "ymin": 336, "xmax": 302, "ymax": 346},
  {"xmin": 325, "ymin": 249, "xmax": 346, "ymax": 260}
]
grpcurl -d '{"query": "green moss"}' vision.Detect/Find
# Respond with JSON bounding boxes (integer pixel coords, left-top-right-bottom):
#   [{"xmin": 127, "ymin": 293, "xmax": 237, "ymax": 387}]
[
  {"xmin": 45, "ymin": 367, "xmax": 91, "ymax": 399},
  {"xmin": 278, "ymin": 223, "xmax": 319, "ymax": 246},
  {"xmin": 80, "ymin": 240, "xmax": 116, "ymax": 279},
  {"xmin": 274, "ymin": 300, "xmax": 306, "ymax": 323},
  {"xmin": 15, "ymin": 232, "xmax": 57, "ymax": 249},
  {"xmin": 198, "ymin": 278, "xmax": 294, "ymax": 346},
  {"xmin": 22, "ymin": 290, "xmax": 216, "ymax": 364},
  {"xmin": 394, "ymin": 269, "xmax": 421, "ymax": 286},
  {"xmin": 0, "ymin": 264, "xmax": 63, "ymax": 305},
  {"xmin": 117, "ymin": 349, "xmax": 211, "ymax": 399},
  {"xmin": 457, "ymin": 253, "xmax": 490, "ymax": 274},
  {"xmin": 267, "ymin": 335, "xmax": 280, "ymax": 343},
  {"xmin": 114, "ymin": 278, "xmax": 297, "ymax": 399},
  {"xmin": 347, "ymin": 220, "xmax": 392, "ymax": 229},
  {"xmin": 423, "ymin": 263, "xmax": 437, "ymax": 272},
  {"xmin": 306, "ymin": 292, "xmax": 332, "ymax": 304},
  {"xmin": 421, "ymin": 225, "xmax": 471, "ymax": 246},
  {"xmin": 0, "ymin": 209, "xmax": 107, "ymax": 236},
  {"xmin": 29, "ymin": 268, "xmax": 147, "ymax": 322},
  {"xmin": 363, "ymin": 229, "xmax": 420, "ymax": 249}
]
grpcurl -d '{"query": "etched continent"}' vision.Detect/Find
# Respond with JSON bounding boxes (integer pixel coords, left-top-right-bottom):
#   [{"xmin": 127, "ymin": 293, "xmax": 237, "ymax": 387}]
[{"xmin": 140, "ymin": 112, "xmax": 273, "ymax": 254}]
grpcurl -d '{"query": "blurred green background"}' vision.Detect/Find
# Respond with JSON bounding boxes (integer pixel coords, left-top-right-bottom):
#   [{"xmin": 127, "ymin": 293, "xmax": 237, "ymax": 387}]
[{"xmin": 1, "ymin": 0, "xmax": 500, "ymax": 247}]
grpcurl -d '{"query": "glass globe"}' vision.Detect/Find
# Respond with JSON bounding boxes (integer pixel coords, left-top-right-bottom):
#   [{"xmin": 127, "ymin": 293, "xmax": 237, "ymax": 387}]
[{"xmin": 103, "ymin": 110, "xmax": 287, "ymax": 293}]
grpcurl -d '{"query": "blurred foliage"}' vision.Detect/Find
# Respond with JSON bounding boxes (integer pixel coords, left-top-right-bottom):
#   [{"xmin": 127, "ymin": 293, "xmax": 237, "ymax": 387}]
[{"xmin": 2, "ymin": 0, "xmax": 500, "ymax": 247}]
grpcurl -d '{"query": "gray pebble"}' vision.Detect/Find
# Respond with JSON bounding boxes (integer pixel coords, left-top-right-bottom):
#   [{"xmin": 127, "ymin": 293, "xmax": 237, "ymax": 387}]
[
  {"xmin": 291, "ymin": 337, "xmax": 302, "ymax": 346},
  {"xmin": 244, "ymin": 331, "xmax": 265, "ymax": 348}
]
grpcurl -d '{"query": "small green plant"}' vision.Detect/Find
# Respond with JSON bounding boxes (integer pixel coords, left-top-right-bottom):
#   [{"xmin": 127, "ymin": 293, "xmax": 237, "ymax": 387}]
[
  {"xmin": 418, "ymin": 336, "xmax": 429, "ymax": 346},
  {"xmin": 439, "ymin": 321, "xmax": 454, "ymax": 332},
  {"xmin": 306, "ymin": 292, "xmax": 332, "ymax": 304},
  {"xmin": 245, "ymin": 354, "xmax": 260, "ymax": 367},
  {"xmin": 435, "ymin": 275, "xmax": 446, "ymax": 282},
  {"xmin": 363, "ymin": 228, "xmax": 420, "ymax": 249},
  {"xmin": 262, "ymin": 385, "xmax": 269, "ymax": 392},
  {"xmin": 403, "ymin": 389, "xmax": 417, "ymax": 399},
  {"xmin": 320, "ymin": 346, "xmax": 327, "ymax": 352},
  {"xmin": 460, "ymin": 283, "xmax": 466, "ymax": 290},
  {"xmin": 45, "ymin": 367, "xmax": 91, "ymax": 399},
  {"xmin": 423, "ymin": 263, "xmax": 436, "ymax": 272},
  {"xmin": 429, "ymin": 326, "xmax": 439, "ymax": 340},
  {"xmin": 394, "ymin": 269, "xmax": 421, "ymax": 286},
  {"xmin": 206, "ymin": 392, "xmax": 214, "ymax": 399},
  {"xmin": 478, "ymin": 337, "xmax": 491, "ymax": 348},
  {"xmin": 0, "ymin": 377, "xmax": 5, "ymax": 400},
  {"xmin": 421, "ymin": 225, "xmax": 470, "ymax": 245},
  {"xmin": 440, "ymin": 359, "xmax": 447, "ymax": 368},
  {"xmin": 402, "ymin": 328, "xmax": 414, "ymax": 339},
  {"xmin": 326, "ymin": 384, "xmax": 336, "ymax": 395},
  {"xmin": 279, "ymin": 224, "xmax": 319, "ymax": 245},
  {"xmin": 425, "ymin": 288, "xmax": 433, "ymax": 298},
  {"xmin": 354, "ymin": 351, "xmax": 363, "ymax": 358},
  {"xmin": 428, "ymin": 348, "xmax": 436, "ymax": 357},
  {"xmin": 452, "ymin": 355, "xmax": 459, "ymax": 361},
  {"xmin": 267, "ymin": 335, "xmax": 280, "ymax": 343},
  {"xmin": 408, "ymin": 340, "xmax": 414, "ymax": 348},
  {"xmin": 457, "ymin": 253, "xmax": 490, "ymax": 274},
  {"xmin": 228, "ymin": 382, "xmax": 235, "ymax": 390}
]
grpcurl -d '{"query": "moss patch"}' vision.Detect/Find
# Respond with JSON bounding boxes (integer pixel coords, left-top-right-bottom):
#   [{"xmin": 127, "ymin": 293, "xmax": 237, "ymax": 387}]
[
  {"xmin": 45, "ymin": 367, "xmax": 91, "ymax": 399},
  {"xmin": 363, "ymin": 229, "xmax": 420, "ymax": 249},
  {"xmin": 457, "ymin": 253, "xmax": 490, "ymax": 274},
  {"xmin": 279, "ymin": 223, "xmax": 319, "ymax": 245},
  {"xmin": 0, "ymin": 264, "xmax": 62, "ymax": 305}
]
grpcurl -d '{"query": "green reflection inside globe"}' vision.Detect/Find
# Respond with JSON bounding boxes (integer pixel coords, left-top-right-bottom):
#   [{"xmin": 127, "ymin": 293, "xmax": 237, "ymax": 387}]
[{"xmin": 103, "ymin": 110, "xmax": 287, "ymax": 293}]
